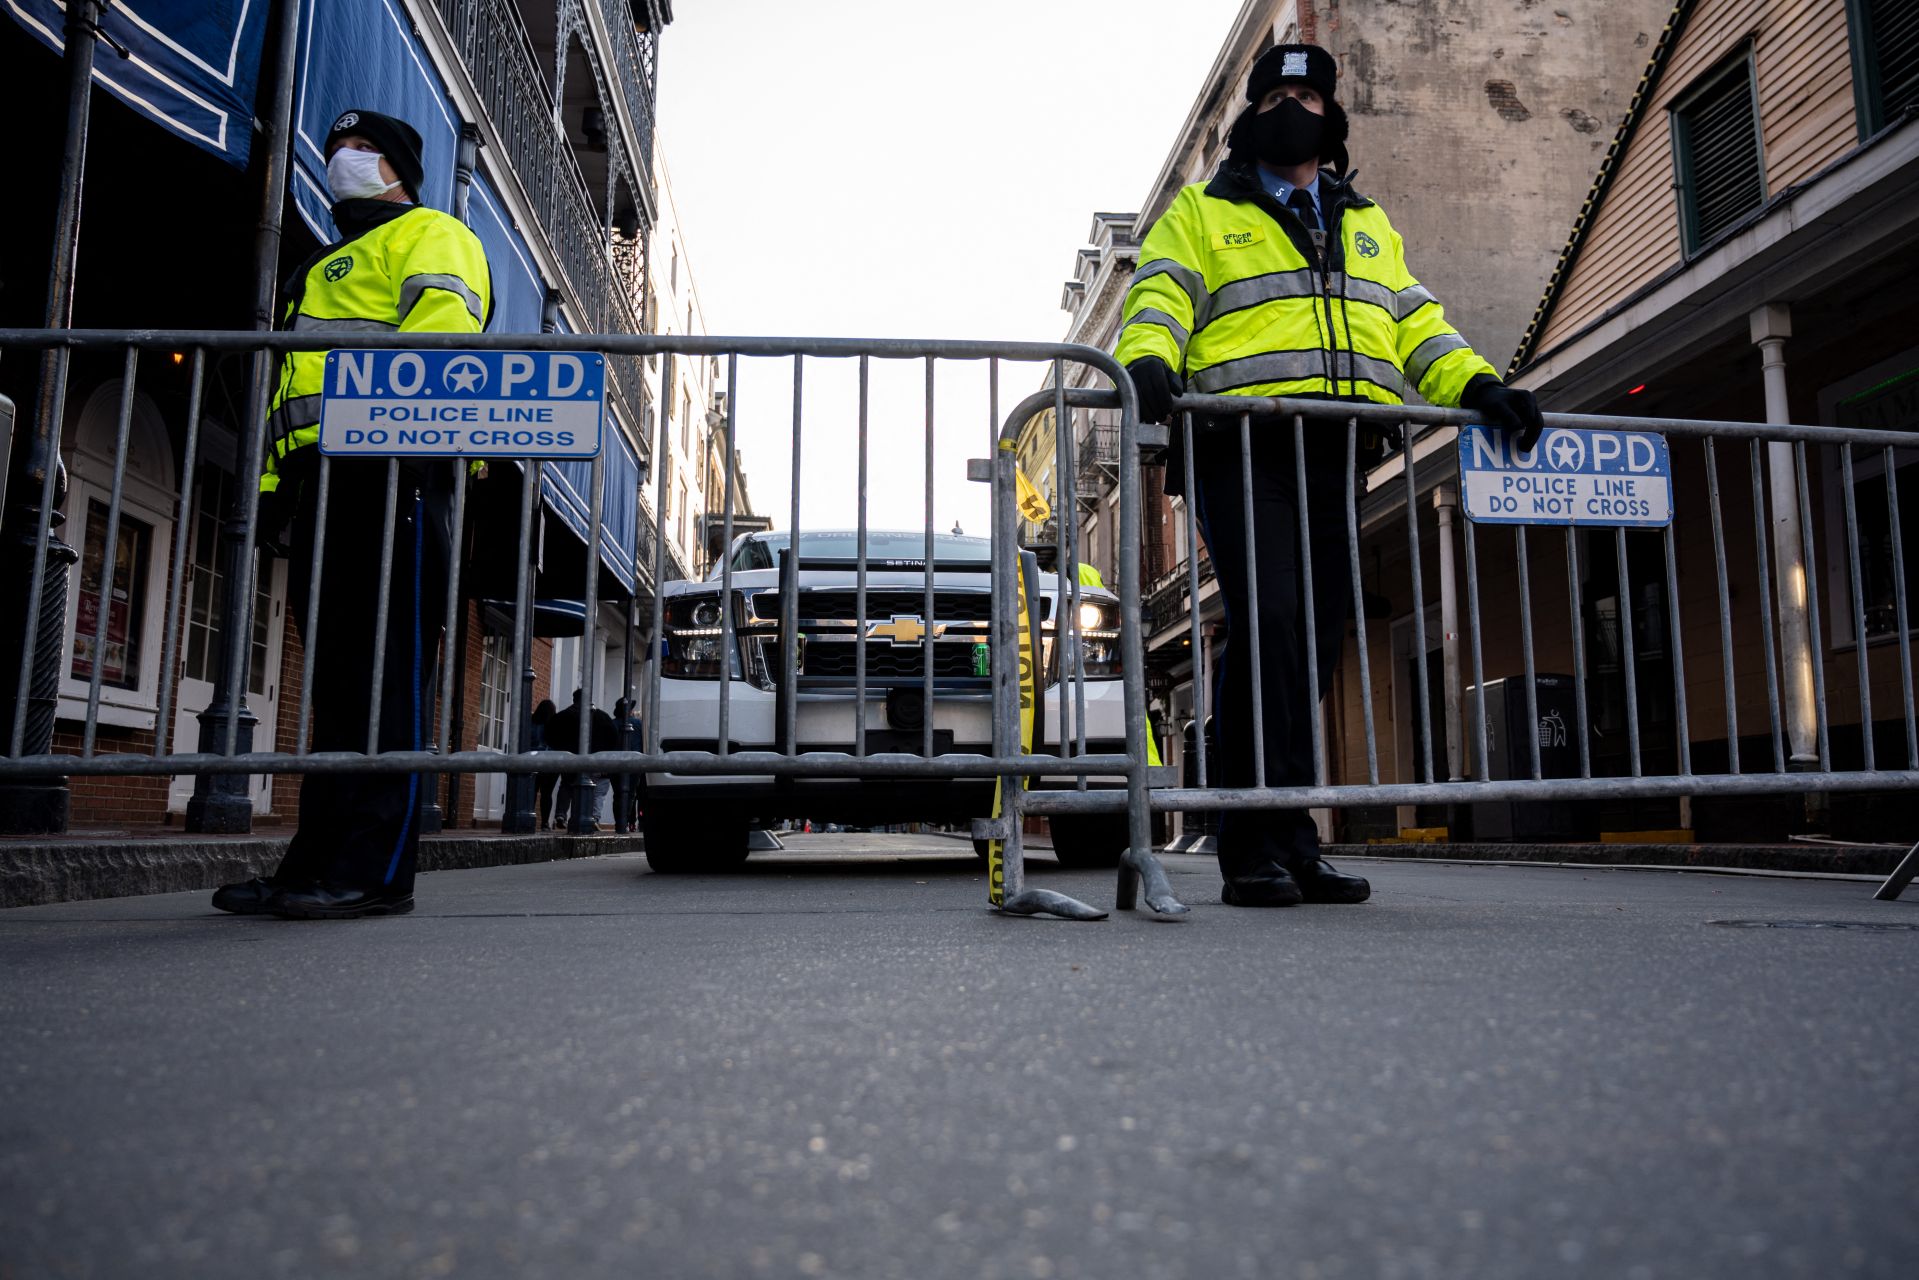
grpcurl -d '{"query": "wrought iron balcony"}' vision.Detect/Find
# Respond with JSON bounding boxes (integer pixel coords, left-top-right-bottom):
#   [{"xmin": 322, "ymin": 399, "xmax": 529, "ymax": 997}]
[{"xmin": 432, "ymin": 0, "xmax": 650, "ymax": 456}]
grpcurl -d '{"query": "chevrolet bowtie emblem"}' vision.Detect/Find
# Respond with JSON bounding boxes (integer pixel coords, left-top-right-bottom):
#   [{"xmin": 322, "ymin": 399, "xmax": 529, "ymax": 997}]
[{"xmin": 866, "ymin": 615, "xmax": 941, "ymax": 646}]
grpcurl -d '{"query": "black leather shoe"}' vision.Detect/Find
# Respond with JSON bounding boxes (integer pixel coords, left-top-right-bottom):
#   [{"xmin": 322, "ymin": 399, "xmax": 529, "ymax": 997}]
[
  {"xmin": 268, "ymin": 883, "xmax": 415, "ymax": 920},
  {"xmin": 1292, "ymin": 857, "xmax": 1371, "ymax": 904},
  {"xmin": 211, "ymin": 877, "xmax": 287, "ymax": 915},
  {"xmin": 1220, "ymin": 869, "xmax": 1304, "ymax": 907}
]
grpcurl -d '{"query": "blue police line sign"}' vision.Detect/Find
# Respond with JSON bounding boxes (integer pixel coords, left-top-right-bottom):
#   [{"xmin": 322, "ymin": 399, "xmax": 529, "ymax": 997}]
[
  {"xmin": 319, "ymin": 349, "xmax": 604, "ymax": 459},
  {"xmin": 1458, "ymin": 423, "xmax": 1672, "ymax": 527}
]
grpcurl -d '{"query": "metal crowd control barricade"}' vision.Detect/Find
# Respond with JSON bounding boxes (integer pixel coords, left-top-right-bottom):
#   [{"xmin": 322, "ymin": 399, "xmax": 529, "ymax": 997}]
[
  {"xmin": 0, "ymin": 327, "xmax": 1183, "ymax": 920},
  {"xmin": 1113, "ymin": 389, "xmax": 1919, "ymax": 902}
]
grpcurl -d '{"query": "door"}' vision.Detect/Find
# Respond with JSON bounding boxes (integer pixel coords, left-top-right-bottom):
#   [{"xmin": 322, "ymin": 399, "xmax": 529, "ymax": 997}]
[{"xmin": 167, "ymin": 461, "xmax": 286, "ymax": 815}]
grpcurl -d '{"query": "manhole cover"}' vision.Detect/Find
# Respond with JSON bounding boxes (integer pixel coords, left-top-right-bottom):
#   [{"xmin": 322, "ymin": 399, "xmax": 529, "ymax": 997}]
[{"xmin": 1707, "ymin": 919, "xmax": 1919, "ymax": 932}]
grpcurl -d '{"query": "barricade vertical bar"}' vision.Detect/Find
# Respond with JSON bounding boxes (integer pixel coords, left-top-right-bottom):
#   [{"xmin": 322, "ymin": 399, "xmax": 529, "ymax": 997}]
[
  {"xmin": 1294, "ymin": 416, "xmax": 1324, "ymax": 785},
  {"xmin": 294, "ymin": 457, "xmax": 331, "ymax": 754},
  {"xmin": 1703, "ymin": 439, "xmax": 1740, "ymax": 773},
  {"xmin": 1794, "ymin": 443, "xmax": 1831, "ymax": 770},
  {"xmin": 992, "ymin": 432, "xmax": 1023, "ymax": 900},
  {"xmin": 1238, "ymin": 413, "xmax": 1266, "ymax": 789},
  {"xmin": 506, "ymin": 460, "xmax": 537, "ymax": 767},
  {"xmin": 575, "ymin": 450, "xmax": 608, "ymax": 801},
  {"xmin": 1346, "ymin": 418, "xmax": 1379, "ymax": 784},
  {"xmin": 219, "ymin": 342, "xmax": 274, "ymax": 759},
  {"xmin": 782, "ymin": 354, "xmax": 802, "ymax": 756},
  {"xmin": 855, "ymin": 355, "xmax": 869, "ymax": 756},
  {"xmin": 1840, "ymin": 445, "xmax": 1873, "ymax": 771},
  {"xmin": 436, "ymin": 460, "xmax": 468, "ymax": 757},
  {"xmin": 1514, "ymin": 525, "xmax": 1541, "ymax": 780},
  {"xmin": 1052, "ymin": 370, "xmax": 1071, "ymax": 759},
  {"xmin": 1662, "ymin": 520, "xmax": 1692, "ymax": 775},
  {"xmin": 11, "ymin": 344, "xmax": 73, "ymax": 756},
  {"xmin": 1183, "ymin": 410, "xmax": 1208, "ymax": 788},
  {"xmin": 1882, "ymin": 446, "xmax": 1916, "ymax": 768},
  {"xmin": 1615, "ymin": 526, "xmax": 1643, "ymax": 777},
  {"xmin": 716, "ymin": 354, "xmax": 739, "ymax": 758},
  {"xmin": 646, "ymin": 354, "xmax": 674, "ymax": 756},
  {"xmin": 1463, "ymin": 516, "xmax": 1489, "ymax": 780},
  {"xmin": 1116, "ymin": 361, "xmax": 1176, "ymax": 916},
  {"xmin": 1565, "ymin": 528, "xmax": 1592, "ymax": 778},
  {"xmin": 81, "ymin": 348, "xmax": 141, "ymax": 756},
  {"xmin": 1401, "ymin": 421, "xmax": 1434, "ymax": 783},
  {"xmin": 364, "ymin": 458, "xmax": 402, "ymax": 756},
  {"xmin": 1749, "ymin": 440, "xmax": 1787, "ymax": 771},
  {"xmin": 922, "ymin": 357, "xmax": 935, "ymax": 760},
  {"xmin": 152, "ymin": 349, "xmax": 206, "ymax": 757}
]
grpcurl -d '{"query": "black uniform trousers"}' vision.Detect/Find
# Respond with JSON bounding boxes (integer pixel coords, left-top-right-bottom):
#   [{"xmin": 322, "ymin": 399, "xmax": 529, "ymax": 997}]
[
  {"xmin": 273, "ymin": 455, "xmax": 453, "ymax": 895},
  {"xmin": 1189, "ymin": 415, "xmax": 1352, "ymax": 880}
]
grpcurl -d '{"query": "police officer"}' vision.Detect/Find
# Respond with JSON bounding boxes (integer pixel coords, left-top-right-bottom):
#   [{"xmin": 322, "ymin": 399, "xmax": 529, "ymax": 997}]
[
  {"xmin": 213, "ymin": 108, "xmax": 492, "ymax": 919},
  {"xmin": 1116, "ymin": 45, "xmax": 1542, "ymax": 907}
]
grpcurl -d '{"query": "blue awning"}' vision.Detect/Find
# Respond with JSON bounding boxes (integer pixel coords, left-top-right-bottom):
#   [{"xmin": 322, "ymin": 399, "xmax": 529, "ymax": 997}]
[
  {"xmin": 7, "ymin": 0, "xmax": 270, "ymax": 167},
  {"xmin": 287, "ymin": 0, "xmax": 460, "ymax": 242}
]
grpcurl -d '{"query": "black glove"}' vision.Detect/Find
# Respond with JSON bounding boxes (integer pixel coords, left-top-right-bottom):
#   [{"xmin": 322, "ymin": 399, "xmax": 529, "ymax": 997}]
[
  {"xmin": 1461, "ymin": 374, "xmax": 1544, "ymax": 454},
  {"xmin": 1126, "ymin": 357, "xmax": 1183, "ymax": 425}
]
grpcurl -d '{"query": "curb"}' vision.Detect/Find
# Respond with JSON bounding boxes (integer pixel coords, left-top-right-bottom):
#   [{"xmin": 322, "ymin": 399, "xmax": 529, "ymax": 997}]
[
  {"xmin": 0, "ymin": 831, "xmax": 641, "ymax": 909},
  {"xmin": 1325, "ymin": 841, "xmax": 1904, "ymax": 877}
]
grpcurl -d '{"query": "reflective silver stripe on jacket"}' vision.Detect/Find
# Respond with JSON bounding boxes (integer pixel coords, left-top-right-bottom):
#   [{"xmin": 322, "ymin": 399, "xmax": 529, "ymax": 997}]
[
  {"xmin": 1191, "ymin": 349, "xmax": 1404, "ymax": 398},
  {"xmin": 398, "ymin": 272, "xmax": 486, "ymax": 326},
  {"xmin": 1393, "ymin": 283, "xmax": 1437, "ymax": 321},
  {"xmin": 1129, "ymin": 259, "xmax": 1211, "ymax": 329},
  {"xmin": 1404, "ymin": 332, "xmax": 1471, "ymax": 392},
  {"xmin": 1121, "ymin": 307, "xmax": 1190, "ymax": 348},
  {"xmin": 1206, "ymin": 268, "xmax": 1319, "ymax": 323},
  {"xmin": 291, "ymin": 315, "xmax": 398, "ymax": 333},
  {"xmin": 267, "ymin": 393, "xmax": 323, "ymax": 453}
]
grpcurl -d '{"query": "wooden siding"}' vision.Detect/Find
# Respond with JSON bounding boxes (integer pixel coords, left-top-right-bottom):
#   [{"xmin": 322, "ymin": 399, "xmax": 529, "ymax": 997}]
[{"xmin": 1535, "ymin": 0, "xmax": 1859, "ymax": 356}]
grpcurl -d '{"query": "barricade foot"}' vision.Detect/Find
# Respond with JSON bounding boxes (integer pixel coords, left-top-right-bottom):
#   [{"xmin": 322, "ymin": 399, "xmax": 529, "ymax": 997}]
[
  {"xmin": 1122, "ymin": 846, "xmax": 1189, "ymax": 916},
  {"xmin": 1000, "ymin": 888, "xmax": 1108, "ymax": 921},
  {"xmin": 1873, "ymin": 838, "xmax": 1919, "ymax": 901}
]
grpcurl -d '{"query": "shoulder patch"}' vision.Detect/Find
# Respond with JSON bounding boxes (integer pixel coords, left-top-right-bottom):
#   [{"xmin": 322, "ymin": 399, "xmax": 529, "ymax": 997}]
[
  {"xmin": 1212, "ymin": 228, "xmax": 1265, "ymax": 251},
  {"xmin": 322, "ymin": 255, "xmax": 354, "ymax": 282},
  {"xmin": 1354, "ymin": 231, "xmax": 1381, "ymax": 259}
]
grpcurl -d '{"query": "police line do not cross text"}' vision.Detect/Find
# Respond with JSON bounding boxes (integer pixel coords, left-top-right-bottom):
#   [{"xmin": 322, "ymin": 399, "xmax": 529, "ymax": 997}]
[
  {"xmin": 1458, "ymin": 423, "xmax": 1673, "ymax": 528},
  {"xmin": 319, "ymin": 349, "xmax": 605, "ymax": 459}
]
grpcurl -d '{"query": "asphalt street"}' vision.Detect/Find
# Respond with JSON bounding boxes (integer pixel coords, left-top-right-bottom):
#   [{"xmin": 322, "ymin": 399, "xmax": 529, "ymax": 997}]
[{"xmin": 3, "ymin": 835, "xmax": 1917, "ymax": 1279}]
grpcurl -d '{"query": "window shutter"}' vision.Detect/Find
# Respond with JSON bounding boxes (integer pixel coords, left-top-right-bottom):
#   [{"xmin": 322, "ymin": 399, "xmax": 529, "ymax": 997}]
[
  {"xmin": 1673, "ymin": 55, "xmax": 1765, "ymax": 255},
  {"xmin": 1868, "ymin": 0, "xmax": 1919, "ymax": 124}
]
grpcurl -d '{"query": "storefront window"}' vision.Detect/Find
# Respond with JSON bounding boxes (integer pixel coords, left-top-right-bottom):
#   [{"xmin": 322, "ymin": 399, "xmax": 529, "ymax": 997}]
[{"xmin": 70, "ymin": 499, "xmax": 152, "ymax": 690}]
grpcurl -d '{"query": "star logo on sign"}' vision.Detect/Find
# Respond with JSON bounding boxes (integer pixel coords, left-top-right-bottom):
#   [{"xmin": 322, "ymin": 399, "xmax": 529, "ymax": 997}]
[
  {"xmin": 1544, "ymin": 430, "xmax": 1585, "ymax": 471},
  {"xmin": 443, "ymin": 356, "xmax": 487, "ymax": 394}
]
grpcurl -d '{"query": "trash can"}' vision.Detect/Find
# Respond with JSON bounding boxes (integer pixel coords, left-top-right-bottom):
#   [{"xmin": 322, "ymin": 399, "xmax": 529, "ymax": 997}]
[{"xmin": 1465, "ymin": 674, "xmax": 1597, "ymax": 841}]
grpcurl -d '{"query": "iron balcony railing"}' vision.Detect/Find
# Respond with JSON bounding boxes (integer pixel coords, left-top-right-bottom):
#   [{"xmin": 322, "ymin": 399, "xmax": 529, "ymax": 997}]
[
  {"xmin": 602, "ymin": 1, "xmax": 659, "ymax": 197},
  {"xmin": 432, "ymin": 0, "xmax": 651, "ymax": 451}
]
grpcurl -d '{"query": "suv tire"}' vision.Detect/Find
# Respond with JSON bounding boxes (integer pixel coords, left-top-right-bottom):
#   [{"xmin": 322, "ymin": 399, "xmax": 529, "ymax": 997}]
[
  {"xmin": 643, "ymin": 806, "xmax": 751, "ymax": 873},
  {"xmin": 1048, "ymin": 813, "xmax": 1128, "ymax": 869}
]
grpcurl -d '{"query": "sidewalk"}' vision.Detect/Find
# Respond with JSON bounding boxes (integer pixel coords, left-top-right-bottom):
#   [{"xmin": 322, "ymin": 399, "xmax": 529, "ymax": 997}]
[{"xmin": 0, "ymin": 826, "xmax": 638, "ymax": 908}]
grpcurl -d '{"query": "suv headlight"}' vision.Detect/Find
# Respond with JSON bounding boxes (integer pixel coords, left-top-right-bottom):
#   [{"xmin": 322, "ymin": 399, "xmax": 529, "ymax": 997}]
[
  {"xmin": 1049, "ymin": 599, "xmax": 1121, "ymax": 679},
  {"xmin": 662, "ymin": 592, "xmax": 739, "ymax": 679}
]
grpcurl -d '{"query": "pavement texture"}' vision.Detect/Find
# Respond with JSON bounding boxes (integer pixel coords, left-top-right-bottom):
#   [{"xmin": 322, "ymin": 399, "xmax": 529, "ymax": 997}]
[{"xmin": 3, "ymin": 834, "xmax": 1917, "ymax": 1280}]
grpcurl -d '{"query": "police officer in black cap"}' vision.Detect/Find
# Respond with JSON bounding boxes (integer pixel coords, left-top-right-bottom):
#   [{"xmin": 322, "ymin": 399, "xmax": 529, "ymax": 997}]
[
  {"xmin": 1116, "ymin": 45, "xmax": 1544, "ymax": 907},
  {"xmin": 210, "ymin": 108, "xmax": 492, "ymax": 919}
]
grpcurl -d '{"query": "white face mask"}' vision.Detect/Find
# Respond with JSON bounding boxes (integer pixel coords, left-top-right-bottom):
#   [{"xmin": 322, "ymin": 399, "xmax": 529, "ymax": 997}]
[{"xmin": 327, "ymin": 146, "xmax": 400, "ymax": 201}]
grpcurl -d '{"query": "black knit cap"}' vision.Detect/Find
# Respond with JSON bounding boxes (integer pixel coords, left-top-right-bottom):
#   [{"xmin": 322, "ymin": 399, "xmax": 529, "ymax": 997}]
[
  {"xmin": 1246, "ymin": 43, "xmax": 1338, "ymax": 105},
  {"xmin": 323, "ymin": 108, "xmax": 425, "ymax": 202}
]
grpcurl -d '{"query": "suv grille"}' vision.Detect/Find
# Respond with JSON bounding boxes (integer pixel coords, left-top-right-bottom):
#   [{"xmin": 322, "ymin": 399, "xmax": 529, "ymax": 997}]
[{"xmin": 751, "ymin": 589, "xmax": 1047, "ymax": 623}]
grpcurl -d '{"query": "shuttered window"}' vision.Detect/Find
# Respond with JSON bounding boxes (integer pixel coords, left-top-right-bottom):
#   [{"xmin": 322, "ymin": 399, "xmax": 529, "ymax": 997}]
[
  {"xmin": 1849, "ymin": 0, "xmax": 1919, "ymax": 135},
  {"xmin": 1670, "ymin": 48, "xmax": 1766, "ymax": 257}
]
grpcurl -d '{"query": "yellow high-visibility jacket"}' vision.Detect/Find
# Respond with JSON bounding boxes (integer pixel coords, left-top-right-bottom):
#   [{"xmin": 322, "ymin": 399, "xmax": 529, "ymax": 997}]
[
  {"xmin": 263, "ymin": 203, "xmax": 492, "ymax": 492},
  {"xmin": 1114, "ymin": 163, "xmax": 1493, "ymax": 409}
]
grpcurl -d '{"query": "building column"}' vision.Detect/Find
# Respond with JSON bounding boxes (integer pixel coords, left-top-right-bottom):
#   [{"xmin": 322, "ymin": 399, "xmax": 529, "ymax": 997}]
[
  {"xmin": 1753, "ymin": 303, "xmax": 1819, "ymax": 767},
  {"xmin": 1434, "ymin": 485, "xmax": 1465, "ymax": 782}
]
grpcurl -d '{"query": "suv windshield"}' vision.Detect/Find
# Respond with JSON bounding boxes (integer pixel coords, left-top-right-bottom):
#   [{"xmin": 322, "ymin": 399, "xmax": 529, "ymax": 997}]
[{"xmin": 727, "ymin": 531, "xmax": 991, "ymax": 574}]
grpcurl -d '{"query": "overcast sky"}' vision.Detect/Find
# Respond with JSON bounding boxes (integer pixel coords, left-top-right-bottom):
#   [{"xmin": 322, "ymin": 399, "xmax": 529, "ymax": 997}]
[{"xmin": 653, "ymin": 0, "xmax": 1246, "ymax": 539}]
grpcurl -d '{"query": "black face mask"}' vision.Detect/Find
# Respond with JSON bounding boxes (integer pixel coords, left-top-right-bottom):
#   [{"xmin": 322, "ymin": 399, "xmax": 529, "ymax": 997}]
[{"xmin": 1250, "ymin": 97, "xmax": 1325, "ymax": 167}]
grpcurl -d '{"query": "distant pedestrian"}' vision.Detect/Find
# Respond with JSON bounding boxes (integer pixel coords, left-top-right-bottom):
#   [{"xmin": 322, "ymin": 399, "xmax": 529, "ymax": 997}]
[
  {"xmin": 530, "ymin": 699, "xmax": 559, "ymax": 830},
  {"xmin": 548, "ymin": 688, "xmax": 618, "ymax": 831}
]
